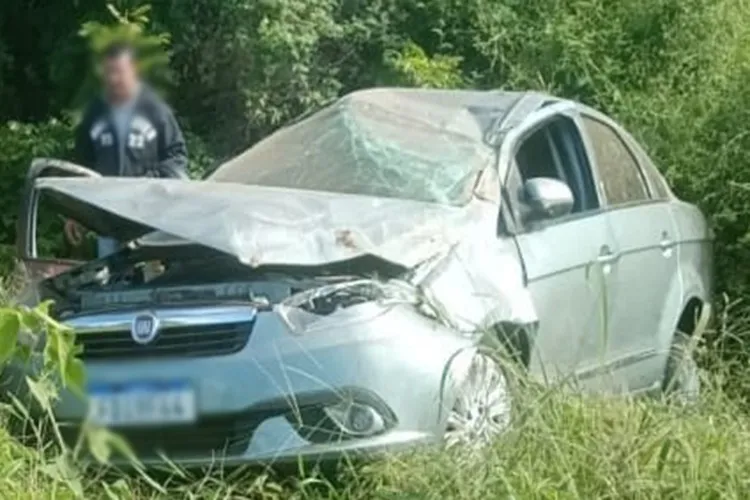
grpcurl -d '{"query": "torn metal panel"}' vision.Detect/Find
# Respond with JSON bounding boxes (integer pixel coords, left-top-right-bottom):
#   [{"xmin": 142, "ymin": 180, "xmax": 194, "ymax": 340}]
[
  {"xmin": 31, "ymin": 88, "xmax": 561, "ymax": 266},
  {"xmin": 31, "ymin": 87, "xmax": 542, "ymax": 332},
  {"xmin": 275, "ymin": 279, "xmax": 419, "ymax": 335},
  {"xmin": 35, "ymin": 177, "xmax": 489, "ymax": 269},
  {"xmin": 413, "ymin": 238, "xmax": 537, "ymax": 332},
  {"xmin": 272, "ymin": 237, "xmax": 537, "ymax": 335},
  {"xmin": 37, "ymin": 174, "xmax": 537, "ymax": 331}
]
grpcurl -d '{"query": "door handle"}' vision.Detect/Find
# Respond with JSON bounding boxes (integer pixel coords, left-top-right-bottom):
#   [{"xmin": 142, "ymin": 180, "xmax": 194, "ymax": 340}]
[
  {"xmin": 597, "ymin": 245, "xmax": 619, "ymax": 264},
  {"xmin": 660, "ymin": 231, "xmax": 676, "ymax": 254}
]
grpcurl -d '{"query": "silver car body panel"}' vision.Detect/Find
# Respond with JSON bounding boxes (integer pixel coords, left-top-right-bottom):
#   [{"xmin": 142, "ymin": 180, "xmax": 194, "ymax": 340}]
[
  {"xmin": 36, "ymin": 177, "xmax": 490, "ymax": 269},
  {"xmin": 35, "ymin": 178, "xmax": 537, "ymax": 333},
  {"xmin": 4, "ymin": 303, "xmax": 474, "ymax": 464},
  {"xmin": 6, "ymin": 89, "xmax": 713, "ymax": 465}
]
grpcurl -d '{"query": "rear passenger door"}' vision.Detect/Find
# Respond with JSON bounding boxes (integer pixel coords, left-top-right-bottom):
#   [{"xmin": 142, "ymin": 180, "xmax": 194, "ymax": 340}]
[{"xmin": 579, "ymin": 112, "xmax": 680, "ymax": 392}]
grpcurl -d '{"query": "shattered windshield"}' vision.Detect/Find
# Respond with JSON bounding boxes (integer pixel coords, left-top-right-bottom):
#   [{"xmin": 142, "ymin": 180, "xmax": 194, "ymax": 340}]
[{"xmin": 209, "ymin": 91, "xmax": 494, "ymax": 206}]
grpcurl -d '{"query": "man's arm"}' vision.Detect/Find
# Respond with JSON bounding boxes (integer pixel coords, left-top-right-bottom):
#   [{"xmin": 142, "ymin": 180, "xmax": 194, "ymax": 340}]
[
  {"xmin": 67, "ymin": 108, "xmax": 95, "ymax": 246},
  {"xmin": 154, "ymin": 106, "xmax": 189, "ymax": 179},
  {"xmin": 74, "ymin": 110, "xmax": 95, "ymax": 169}
]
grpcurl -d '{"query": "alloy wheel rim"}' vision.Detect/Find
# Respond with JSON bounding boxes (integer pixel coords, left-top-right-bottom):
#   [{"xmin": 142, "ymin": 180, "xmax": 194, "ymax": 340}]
[{"xmin": 445, "ymin": 353, "xmax": 512, "ymax": 449}]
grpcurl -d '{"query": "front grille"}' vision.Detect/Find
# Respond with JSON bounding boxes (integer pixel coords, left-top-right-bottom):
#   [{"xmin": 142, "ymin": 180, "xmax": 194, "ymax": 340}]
[{"xmin": 77, "ymin": 320, "xmax": 255, "ymax": 360}]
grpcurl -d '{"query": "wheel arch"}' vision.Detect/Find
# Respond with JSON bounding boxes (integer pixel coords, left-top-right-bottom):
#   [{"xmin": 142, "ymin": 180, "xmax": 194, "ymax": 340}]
[
  {"xmin": 487, "ymin": 321, "xmax": 536, "ymax": 368},
  {"xmin": 675, "ymin": 296, "xmax": 711, "ymax": 339}
]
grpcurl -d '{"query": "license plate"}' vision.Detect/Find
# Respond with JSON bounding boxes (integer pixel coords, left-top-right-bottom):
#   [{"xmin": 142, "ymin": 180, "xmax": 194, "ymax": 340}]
[{"xmin": 87, "ymin": 381, "xmax": 197, "ymax": 427}]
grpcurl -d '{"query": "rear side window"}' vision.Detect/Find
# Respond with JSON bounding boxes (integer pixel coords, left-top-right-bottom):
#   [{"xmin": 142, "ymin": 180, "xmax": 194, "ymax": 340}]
[
  {"xmin": 582, "ymin": 117, "xmax": 649, "ymax": 206},
  {"xmin": 631, "ymin": 142, "xmax": 671, "ymax": 200}
]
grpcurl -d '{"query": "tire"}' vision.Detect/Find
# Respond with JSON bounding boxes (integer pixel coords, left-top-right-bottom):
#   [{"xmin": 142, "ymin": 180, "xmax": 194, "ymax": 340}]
[
  {"xmin": 444, "ymin": 351, "xmax": 513, "ymax": 449},
  {"xmin": 663, "ymin": 332, "xmax": 700, "ymax": 405}
]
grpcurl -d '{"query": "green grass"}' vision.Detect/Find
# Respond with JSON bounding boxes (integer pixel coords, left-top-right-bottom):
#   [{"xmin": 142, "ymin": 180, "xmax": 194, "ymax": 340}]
[
  {"xmin": 4, "ymin": 272, "xmax": 749, "ymax": 498},
  {"xmin": 5, "ymin": 369, "xmax": 750, "ymax": 499}
]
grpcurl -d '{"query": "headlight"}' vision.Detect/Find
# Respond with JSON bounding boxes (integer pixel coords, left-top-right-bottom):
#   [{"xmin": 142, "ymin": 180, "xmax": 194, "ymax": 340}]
[
  {"xmin": 284, "ymin": 391, "xmax": 396, "ymax": 443},
  {"xmin": 275, "ymin": 279, "xmax": 417, "ymax": 334},
  {"xmin": 323, "ymin": 400, "xmax": 386, "ymax": 436}
]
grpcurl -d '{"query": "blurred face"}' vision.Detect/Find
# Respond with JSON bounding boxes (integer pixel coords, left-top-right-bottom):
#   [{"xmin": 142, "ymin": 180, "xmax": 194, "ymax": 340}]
[{"xmin": 101, "ymin": 51, "xmax": 139, "ymax": 104}]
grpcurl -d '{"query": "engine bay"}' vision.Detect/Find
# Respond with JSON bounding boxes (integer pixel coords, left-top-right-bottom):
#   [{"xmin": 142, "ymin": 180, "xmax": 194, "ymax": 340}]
[
  {"xmin": 78, "ymin": 281, "xmax": 288, "ymax": 313},
  {"xmin": 36, "ymin": 245, "xmax": 407, "ymax": 318}
]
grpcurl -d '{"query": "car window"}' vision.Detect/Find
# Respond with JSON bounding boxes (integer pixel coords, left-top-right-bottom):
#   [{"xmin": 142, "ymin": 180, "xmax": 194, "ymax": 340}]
[
  {"xmin": 507, "ymin": 116, "xmax": 599, "ymax": 229},
  {"xmin": 516, "ymin": 128, "xmax": 560, "ymax": 180},
  {"xmin": 630, "ymin": 141, "xmax": 671, "ymax": 200},
  {"xmin": 582, "ymin": 117, "xmax": 649, "ymax": 205}
]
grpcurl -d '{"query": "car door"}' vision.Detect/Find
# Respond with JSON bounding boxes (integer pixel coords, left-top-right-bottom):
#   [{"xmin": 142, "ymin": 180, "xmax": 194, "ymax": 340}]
[
  {"xmin": 17, "ymin": 159, "xmax": 101, "ymax": 280},
  {"xmin": 578, "ymin": 112, "xmax": 681, "ymax": 392},
  {"xmin": 502, "ymin": 107, "xmax": 619, "ymax": 387}
]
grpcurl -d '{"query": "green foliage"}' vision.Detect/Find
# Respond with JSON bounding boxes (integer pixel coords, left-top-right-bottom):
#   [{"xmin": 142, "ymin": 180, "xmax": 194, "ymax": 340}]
[
  {"xmin": 183, "ymin": 130, "xmax": 217, "ymax": 179},
  {"xmin": 0, "ymin": 301, "xmax": 149, "ymax": 497},
  {"xmin": 0, "ymin": 0, "xmax": 750, "ymax": 360},
  {"xmin": 2, "ymin": 375, "xmax": 750, "ymax": 497},
  {"xmin": 0, "ymin": 120, "xmax": 73, "ymax": 267},
  {"xmin": 7, "ymin": 1, "xmax": 750, "ymax": 493},
  {"xmin": 76, "ymin": 3, "xmax": 171, "ymax": 104},
  {"xmin": 161, "ymin": 0, "xmax": 348, "ymax": 153},
  {"xmin": 384, "ymin": 42, "xmax": 464, "ymax": 88},
  {"xmin": 79, "ymin": 4, "xmax": 170, "ymax": 75},
  {"xmin": 0, "ymin": 301, "xmax": 84, "ymax": 398}
]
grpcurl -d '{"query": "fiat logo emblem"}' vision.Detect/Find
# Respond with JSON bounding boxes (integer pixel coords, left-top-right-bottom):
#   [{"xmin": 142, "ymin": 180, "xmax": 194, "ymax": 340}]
[{"xmin": 131, "ymin": 313, "xmax": 160, "ymax": 345}]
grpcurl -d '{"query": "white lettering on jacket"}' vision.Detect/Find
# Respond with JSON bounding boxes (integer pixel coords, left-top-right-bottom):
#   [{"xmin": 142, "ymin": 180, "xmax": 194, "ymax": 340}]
[
  {"xmin": 90, "ymin": 120, "xmax": 107, "ymax": 142},
  {"xmin": 128, "ymin": 115, "xmax": 158, "ymax": 150}
]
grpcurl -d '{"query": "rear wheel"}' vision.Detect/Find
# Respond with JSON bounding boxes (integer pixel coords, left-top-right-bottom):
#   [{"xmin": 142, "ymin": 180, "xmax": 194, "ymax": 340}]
[
  {"xmin": 663, "ymin": 332, "xmax": 700, "ymax": 405},
  {"xmin": 444, "ymin": 352, "xmax": 513, "ymax": 449}
]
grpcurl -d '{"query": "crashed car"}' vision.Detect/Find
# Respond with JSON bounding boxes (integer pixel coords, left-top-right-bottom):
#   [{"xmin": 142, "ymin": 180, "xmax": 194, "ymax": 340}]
[{"xmin": 7, "ymin": 88, "xmax": 712, "ymax": 466}]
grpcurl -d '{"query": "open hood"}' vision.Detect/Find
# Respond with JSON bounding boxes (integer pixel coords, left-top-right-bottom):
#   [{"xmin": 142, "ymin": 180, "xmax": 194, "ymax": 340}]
[{"xmin": 36, "ymin": 177, "xmax": 494, "ymax": 268}]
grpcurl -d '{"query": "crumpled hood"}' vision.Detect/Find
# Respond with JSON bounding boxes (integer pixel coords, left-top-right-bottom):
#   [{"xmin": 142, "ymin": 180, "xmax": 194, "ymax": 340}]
[{"xmin": 36, "ymin": 177, "xmax": 495, "ymax": 268}]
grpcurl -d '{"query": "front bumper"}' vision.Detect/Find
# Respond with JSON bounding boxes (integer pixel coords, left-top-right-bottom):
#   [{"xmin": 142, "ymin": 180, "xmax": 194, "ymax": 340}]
[{"xmin": 0, "ymin": 303, "xmax": 467, "ymax": 467}]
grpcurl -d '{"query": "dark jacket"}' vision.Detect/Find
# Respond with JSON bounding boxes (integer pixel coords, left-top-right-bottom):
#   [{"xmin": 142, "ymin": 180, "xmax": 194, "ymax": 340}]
[{"xmin": 74, "ymin": 86, "xmax": 188, "ymax": 178}]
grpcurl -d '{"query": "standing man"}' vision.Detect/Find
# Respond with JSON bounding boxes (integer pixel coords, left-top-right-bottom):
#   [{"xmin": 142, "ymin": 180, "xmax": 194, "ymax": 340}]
[{"xmin": 66, "ymin": 41, "xmax": 188, "ymax": 257}]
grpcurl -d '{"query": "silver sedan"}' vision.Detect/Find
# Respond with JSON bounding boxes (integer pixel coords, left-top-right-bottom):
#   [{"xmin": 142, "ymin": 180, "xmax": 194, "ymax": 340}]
[{"xmin": 9, "ymin": 88, "xmax": 712, "ymax": 466}]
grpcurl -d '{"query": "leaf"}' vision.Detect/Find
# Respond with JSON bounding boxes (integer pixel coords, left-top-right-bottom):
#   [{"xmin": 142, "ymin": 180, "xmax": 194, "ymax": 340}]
[
  {"xmin": 102, "ymin": 478, "xmax": 132, "ymax": 500},
  {"xmin": 65, "ymin": 358, "xmax": 87, "ymax": 398},
  {"xmin": 85, "ymin": 425, "xmax": 141, "ymax": 470},
  {"xmin": 0, "ymin": 308, "xmax": 20, "ymax": 364},
  {"xmin": 32, "ymin": 301, "xmax": 65, "ymax": 330},
  {"xmin": 105, "ymin": 429, "xmax": 139, "ymax": 465},
  {"xmin": 656, "ymin": 437, "xmax": 673, "ymax": 476},
  {"xmin": 43, "ymin": 322, "xmax": 79, "ymax": 389},
  {"xmin": 34, "ymin": 300, "xmax": 53, "ymax": 318},
  {"xmin": 86, "ymin": 427, "xmax": 112, "ymax": 463},
  {"xmin": 15, "ymin": 342, "xmax": 32, "ymax": 363},
  {"xmin": 106, "ymin": 4, "xmax": 126, "ymax": 24},
  {"xmin": 40, "ymin": 454, "xmax": 85, "ymax": 498},
  {"xmin": 44, "ymin": 328, "xmax": 67, "ymax": 384},
  {"xmin": 26, "ymin": 376, "xmax": 57, "ymax": 412}
]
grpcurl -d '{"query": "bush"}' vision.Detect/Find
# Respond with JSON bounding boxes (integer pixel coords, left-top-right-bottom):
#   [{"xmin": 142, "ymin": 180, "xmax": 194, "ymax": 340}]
[
  {"xmin": 0, "ymin": 120, "xmax": 73, "ymax": 264},
  {"xmin": 3, "ymin": 0, "xmax": 750, "ymax": 365},
  {"xmin": 2, "ymin": 380, "xmax": 749, "ymax": 498}
]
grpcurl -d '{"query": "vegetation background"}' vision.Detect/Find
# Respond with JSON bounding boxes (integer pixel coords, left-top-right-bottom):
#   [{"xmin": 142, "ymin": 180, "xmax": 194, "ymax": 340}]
[{"xmin": 2, "ymin": 0, "xmax": 750, "ymax": 497}]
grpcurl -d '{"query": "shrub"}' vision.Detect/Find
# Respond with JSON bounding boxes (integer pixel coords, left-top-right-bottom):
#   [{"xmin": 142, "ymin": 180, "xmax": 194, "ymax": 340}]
[{"xmin": 0, "ymin": 120, "xmax": 73, "ymax": 266}]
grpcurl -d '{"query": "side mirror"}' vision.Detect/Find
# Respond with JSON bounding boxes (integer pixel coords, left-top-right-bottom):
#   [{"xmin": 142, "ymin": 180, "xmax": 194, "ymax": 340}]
[{"xmin": 522, "ymin": 177, "xmax": 574, "ymax": 221}]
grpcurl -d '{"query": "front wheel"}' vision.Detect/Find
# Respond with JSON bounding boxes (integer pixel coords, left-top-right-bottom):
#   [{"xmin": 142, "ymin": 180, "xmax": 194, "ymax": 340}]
[{"xmin": 444, "ymin": 352, "xmax": 513, "ymax": 449}]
